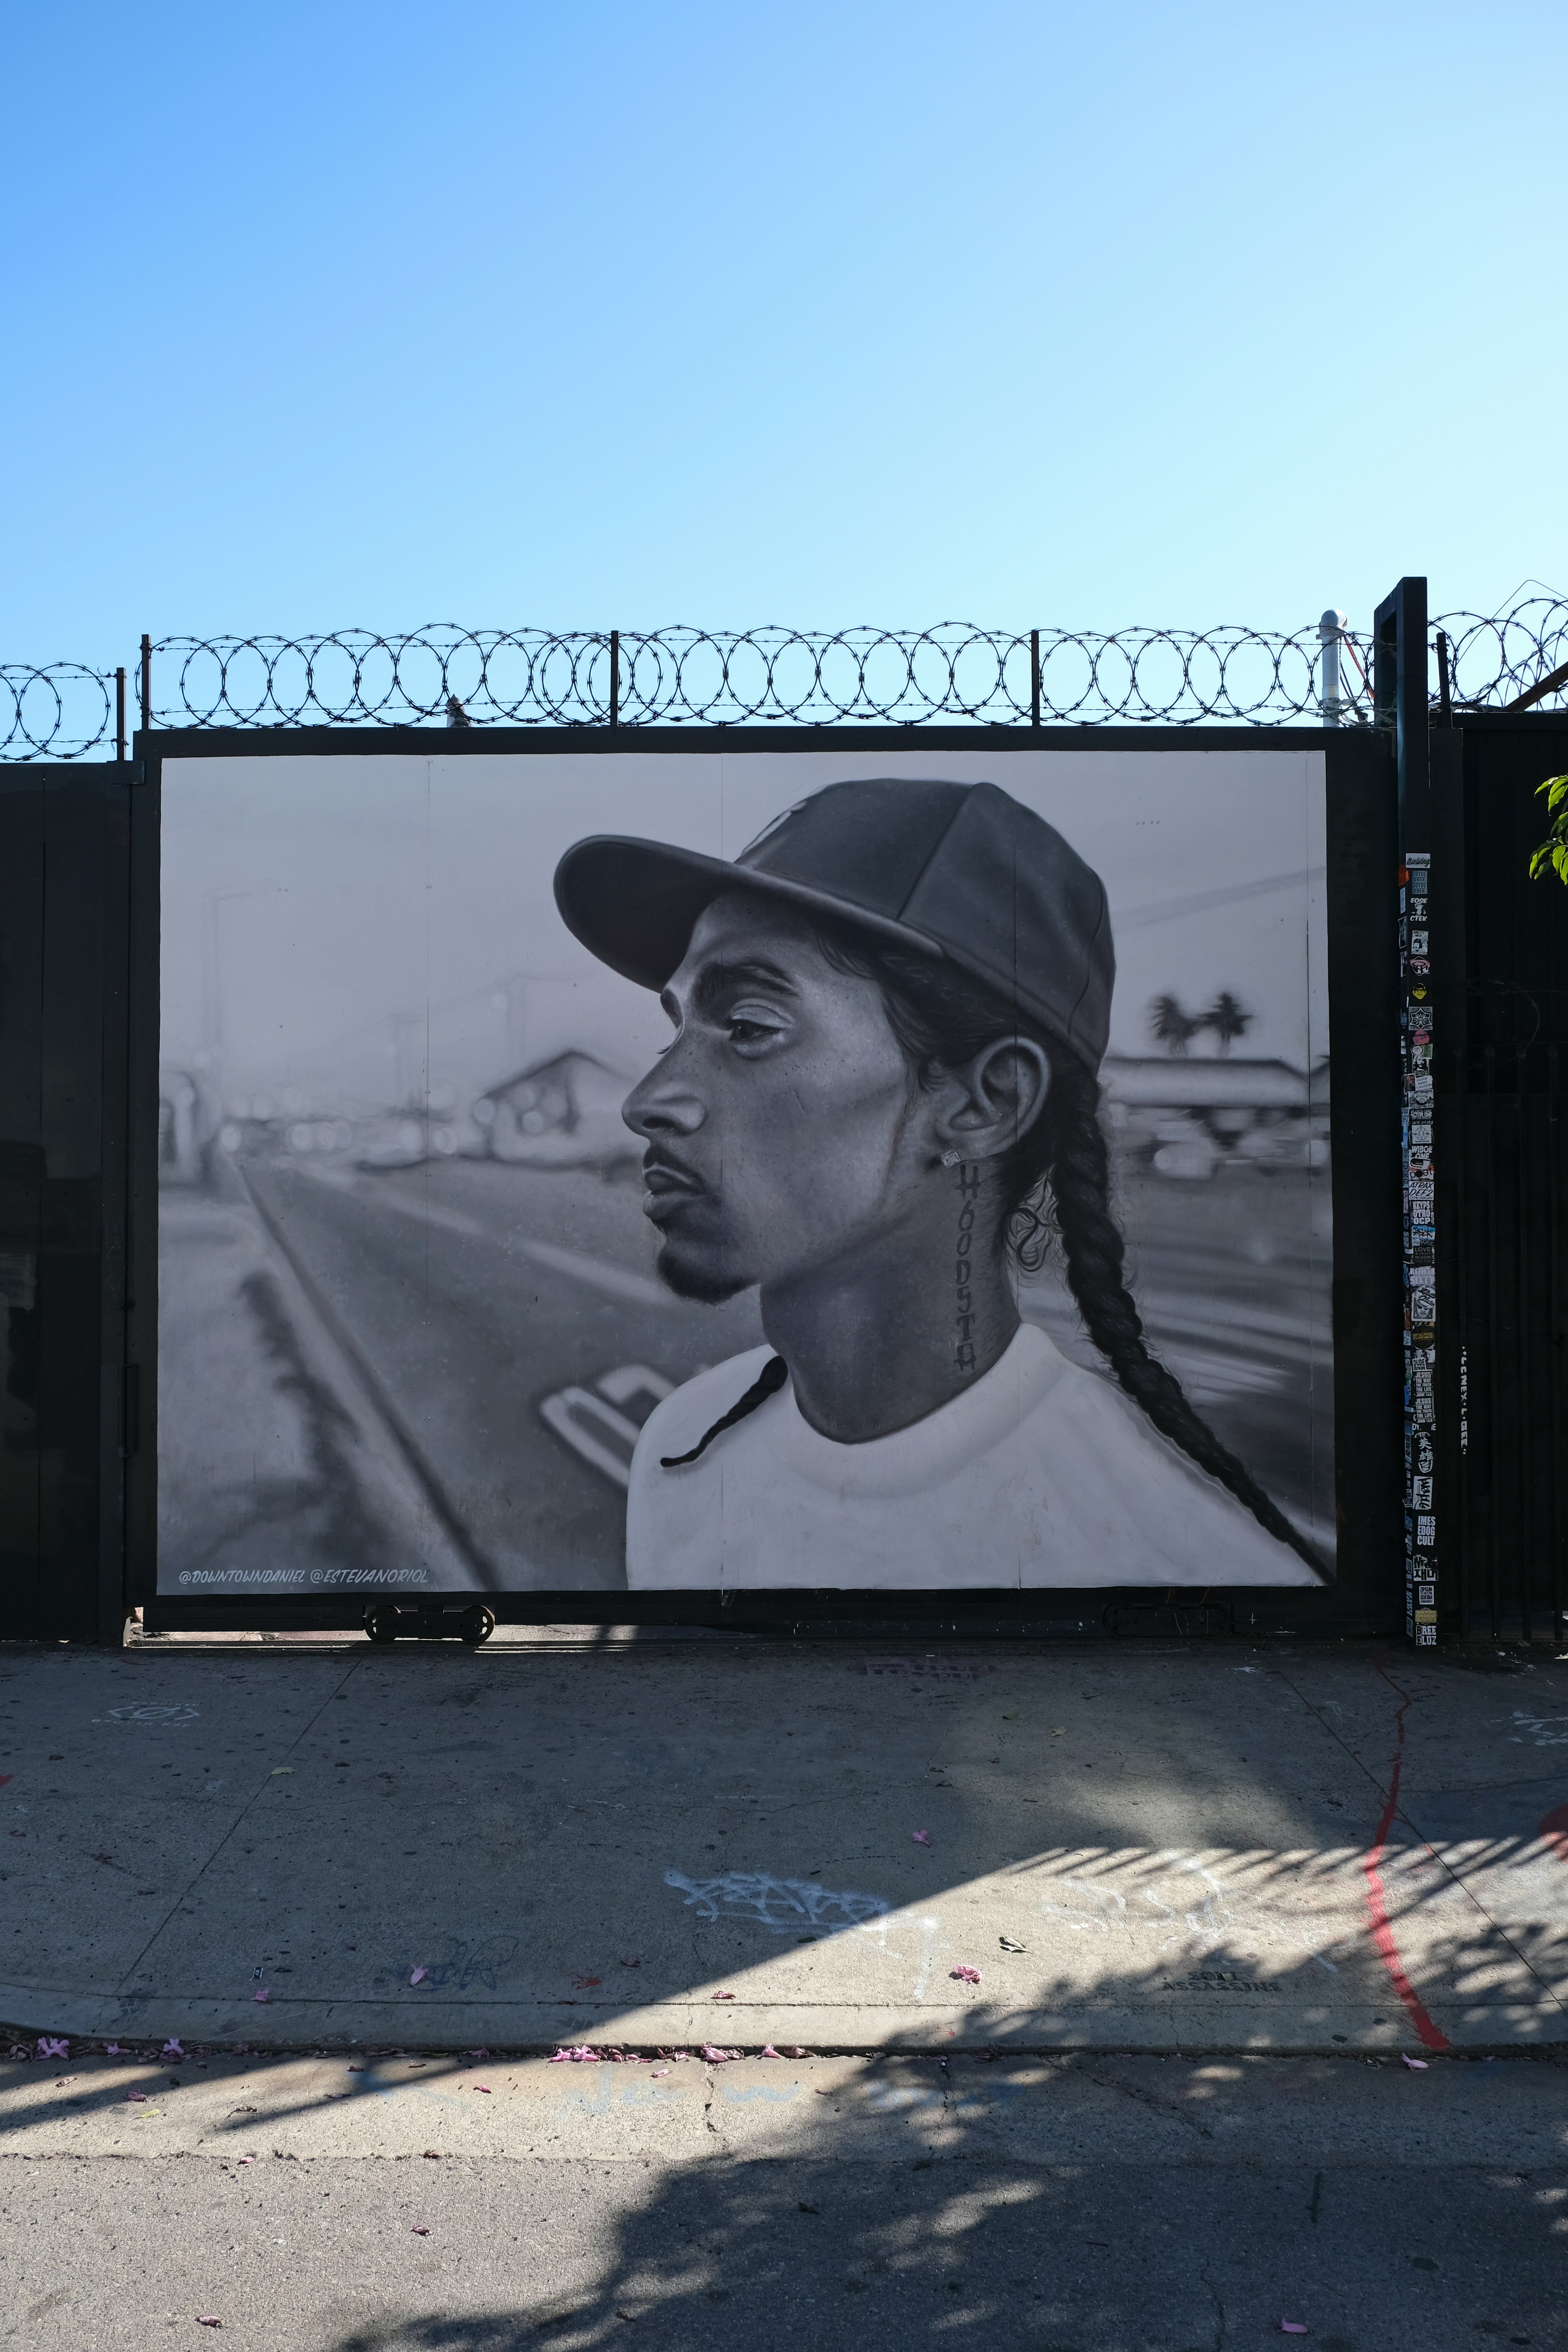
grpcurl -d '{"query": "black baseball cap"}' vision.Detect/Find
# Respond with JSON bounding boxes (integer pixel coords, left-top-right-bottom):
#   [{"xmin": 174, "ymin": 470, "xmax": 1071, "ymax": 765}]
[{"xmin": 553, "ymin": 776, "xmax": 1115, "ymax": 1072}]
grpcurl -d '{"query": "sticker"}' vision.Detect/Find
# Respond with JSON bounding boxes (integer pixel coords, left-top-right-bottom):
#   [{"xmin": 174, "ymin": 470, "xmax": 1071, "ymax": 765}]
[{"xmin": 1403, "ymin": 838, "xmax": 1436, "ymax": 1659}]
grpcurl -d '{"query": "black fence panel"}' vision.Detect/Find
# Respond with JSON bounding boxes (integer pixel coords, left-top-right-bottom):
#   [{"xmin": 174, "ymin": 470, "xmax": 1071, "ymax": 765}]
[
  {"xmin": 0, "ymin": 767, "xmax": 131, "ymax": 1640},
  {"xmin": 1442, "ymin": 717, "xmax": 1568, "ymax": 1642}
]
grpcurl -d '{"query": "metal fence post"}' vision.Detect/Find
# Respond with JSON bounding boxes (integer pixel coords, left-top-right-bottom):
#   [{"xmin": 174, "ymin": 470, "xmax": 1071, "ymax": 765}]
[
  {"xmin": 139, "ymin": 635, "xmax": 151, "ymax": 734},
  {"xmin": 1318, "ymin": 609, "xmax": 1341, "ymax": 724},
  {"xmin": 1550, "ymin": 1045, "xmax": 1564, "ymax": 1643},
  {"xmin": 115, "ymin": 669, "xmax": 127, "ymax": 763},
  {"xmin": 1377, "ymin": 577, "xmax": 1435, "ymax": 1645},
  {"xmin": 1517, "ymin": 1047, "xmax": 1533, "ymax": 1644},
  {"xmin": 609, "ymin": 631, "xmax": 620, "ymax": 730},
  {"xmin": 1030, "ymin": 629, "xmax": 1041, "ymax": 728}
]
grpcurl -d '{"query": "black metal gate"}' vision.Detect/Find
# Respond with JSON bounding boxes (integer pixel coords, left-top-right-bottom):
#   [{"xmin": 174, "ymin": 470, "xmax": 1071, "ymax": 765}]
[
  {"xmin": 1439, "ymin": 715, "xmax": 1568, "ymax": 1642},
  {"xmin": 0, "ymin": 766, "xmax": 131, "ymax": 1640}
]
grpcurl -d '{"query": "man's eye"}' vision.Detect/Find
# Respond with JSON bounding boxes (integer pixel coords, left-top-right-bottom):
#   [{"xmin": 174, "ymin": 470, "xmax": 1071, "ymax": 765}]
[{"xmin": 724, "ymin": 1003, "xmax": 787, "ymax": 1048}]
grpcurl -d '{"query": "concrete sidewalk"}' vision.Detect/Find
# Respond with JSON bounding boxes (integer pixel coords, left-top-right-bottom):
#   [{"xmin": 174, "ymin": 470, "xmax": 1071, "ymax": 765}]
[{"xmin": 2, "ymin": 1635, "xmax": 1566, "ymax": 2055}]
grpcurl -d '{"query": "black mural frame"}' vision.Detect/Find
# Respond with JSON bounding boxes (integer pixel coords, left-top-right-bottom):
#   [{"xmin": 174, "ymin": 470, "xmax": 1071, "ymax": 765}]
[{"xmin": 127, "ymin": 724, "xmax": 1402, "ymax": 1638}]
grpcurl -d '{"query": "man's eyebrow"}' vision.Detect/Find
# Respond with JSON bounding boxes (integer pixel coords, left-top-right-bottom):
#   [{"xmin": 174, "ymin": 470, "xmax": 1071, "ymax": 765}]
[{"xmin": 691, "ymin": 956, "xmax": 801, "ymax": 1008}]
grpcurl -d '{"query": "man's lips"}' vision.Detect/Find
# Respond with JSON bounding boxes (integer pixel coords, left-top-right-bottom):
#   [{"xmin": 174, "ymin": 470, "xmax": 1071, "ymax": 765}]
[{"xmin": 642, "ymin": 1156, "xmax": 707, "ymax": 1216}]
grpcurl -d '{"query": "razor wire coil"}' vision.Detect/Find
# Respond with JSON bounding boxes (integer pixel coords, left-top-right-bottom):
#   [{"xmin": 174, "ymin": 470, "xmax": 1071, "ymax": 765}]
[{"xmin": 5, "ymin": 600, "xmax": 1565, "ymax": 759}]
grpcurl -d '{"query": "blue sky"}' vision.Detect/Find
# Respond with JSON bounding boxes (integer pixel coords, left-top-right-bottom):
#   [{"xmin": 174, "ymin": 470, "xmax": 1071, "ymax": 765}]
[{"xmin": 6, "ymin": 2, "xmax": 1563, "ymax": 667}]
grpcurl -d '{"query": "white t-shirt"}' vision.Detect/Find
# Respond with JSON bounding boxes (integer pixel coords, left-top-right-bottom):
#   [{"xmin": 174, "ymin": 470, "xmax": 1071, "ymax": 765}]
[{"xmin": 626, "ymin": 1321, "xmax": 1321, "ymax": 1590}]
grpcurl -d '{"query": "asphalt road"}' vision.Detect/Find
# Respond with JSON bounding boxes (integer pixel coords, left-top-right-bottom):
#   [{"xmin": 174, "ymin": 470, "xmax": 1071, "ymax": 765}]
[
  {"xmin": 240, "ymin": 1154, "xmax": 766, "ymax": 1588},
  {"xmin": 2, "ymin": 2051, "xmax": 1562, "ymax": 2351}
]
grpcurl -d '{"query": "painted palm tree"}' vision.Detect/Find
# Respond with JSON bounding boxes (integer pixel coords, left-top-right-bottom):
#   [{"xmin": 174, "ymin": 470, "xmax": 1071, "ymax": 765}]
[
  {"xmin": 1148, "ymin": 993, "xmax": 1200, "ymax": 1056},
  {"xmin": 1204, "ymin": 990, "xmax": 1253, "ymax": 1054}
]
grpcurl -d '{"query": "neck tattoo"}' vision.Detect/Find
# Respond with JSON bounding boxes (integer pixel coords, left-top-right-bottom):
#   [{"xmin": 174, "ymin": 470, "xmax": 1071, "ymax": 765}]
[{"xmin": 952, "ymin": 1161, "xmax": 980, "ymax": 1377}]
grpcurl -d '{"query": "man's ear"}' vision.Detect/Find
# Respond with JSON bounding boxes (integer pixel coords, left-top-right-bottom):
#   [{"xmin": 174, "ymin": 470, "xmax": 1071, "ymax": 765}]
[{"xmin": 936, "ymin": 1038, "xmax": 1051, "ymax": 1160}]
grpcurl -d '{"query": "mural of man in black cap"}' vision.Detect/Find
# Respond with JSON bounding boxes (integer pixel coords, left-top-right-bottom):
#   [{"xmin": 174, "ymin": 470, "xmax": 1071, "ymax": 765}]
[{"xmin": 554, "ymin": 778, "xmax": 1325, "ymax": 1590}]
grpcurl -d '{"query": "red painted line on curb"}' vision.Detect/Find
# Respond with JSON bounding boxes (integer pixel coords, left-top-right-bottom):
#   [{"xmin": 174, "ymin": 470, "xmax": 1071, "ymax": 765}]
[{"xmin": 1362, "ymin": 1667, "xmax": 1450, "ymax": 2051}]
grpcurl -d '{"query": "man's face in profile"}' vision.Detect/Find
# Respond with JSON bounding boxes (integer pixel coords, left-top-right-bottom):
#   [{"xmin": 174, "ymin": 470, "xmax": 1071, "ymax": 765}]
[{"xmin": 621, "ymin": 891, "xmax": 925, "ymax": 1303}]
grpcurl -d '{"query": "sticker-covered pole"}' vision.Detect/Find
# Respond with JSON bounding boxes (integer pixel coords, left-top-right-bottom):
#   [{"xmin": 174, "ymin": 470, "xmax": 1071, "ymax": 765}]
[{"xmin": 1376, "ymin": 577, "xmax": 1436, "ymax": 1646}]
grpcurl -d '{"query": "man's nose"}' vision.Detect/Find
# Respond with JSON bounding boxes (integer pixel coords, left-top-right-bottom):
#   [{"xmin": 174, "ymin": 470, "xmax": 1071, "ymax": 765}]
[{"xmin": 623, "ymin": 1049, "xmax": 706, "ymax": 1140}]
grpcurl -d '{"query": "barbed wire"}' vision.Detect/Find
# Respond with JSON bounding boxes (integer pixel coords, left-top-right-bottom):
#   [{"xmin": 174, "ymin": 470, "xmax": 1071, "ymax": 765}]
[
  {"xmin": 4, "ymin": 597, "xmax": 1565, "ymax": 760},
  {"xmin": 0, "ymin": 663, "xmax": 117, "ymax": 762},
  {"xmin": 1438, "ymin": 596, "xmax": 1568, "ymax": 711}
]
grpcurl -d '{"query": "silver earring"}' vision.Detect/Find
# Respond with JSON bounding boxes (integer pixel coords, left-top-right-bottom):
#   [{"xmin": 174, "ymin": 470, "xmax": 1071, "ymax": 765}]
[{"xmin": 940, "ymin": 1148, "xmax": 961, "ymax": 1168}]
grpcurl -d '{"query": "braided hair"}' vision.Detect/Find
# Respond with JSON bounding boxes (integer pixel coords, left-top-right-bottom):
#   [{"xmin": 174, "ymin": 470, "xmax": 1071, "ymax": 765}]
[{"xmin": 813, "ymin": 919, "xmax": 1328, "ymax": 1582}]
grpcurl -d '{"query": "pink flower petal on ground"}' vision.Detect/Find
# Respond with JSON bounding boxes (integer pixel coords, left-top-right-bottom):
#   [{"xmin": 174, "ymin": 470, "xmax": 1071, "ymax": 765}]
[
  {"xmin": 411, "ymin": 2225, "xmax": 430, "ymax": 2236},
  {"xmin": 620, "ymin": 1957, "xmax": 640, "ymax": 1968},
  {"xmin": 105, "ymin": 2043, "xmax": 124, "ymax": 2055},
  {"xmin": 252, "ymin": 1989, "xmax": 271, "ymax": 2003},
  {"xmin": 126, "ymin": 2092, "xmax": 147, "ymax": 2103},
  {"xmin": 196, "ymin": 2318, "xmax": 222, "ymax": 2329},
  {"xmin": 761, "ymin": 2045, "xmax": 782, "ymax": 2058},
  {"xmin": 1280, "ymin": 2326, "xmax": 1310, "ymax": 2337},
  {"xmin": 466, "ymin": 2048, "xmax": 488, "ymax": 2058},
  {"xmin": 701, "ymin": 2044, "xmax": 740, "ymax": 2063},
  {"xmin": 787, "ymin": 2046, "xmax": 807, "ymax": 2057},
  {"xmin": 473, "ymin": 2084, "xmax": 491, "ymax": 2093},
  {"xmin": 237, "ymin": 2156, "xmax": 256, "ymax": 2165},
  {"xmin": 650, "ymin": 2068, "xmax": 669, "ymax": 2077},
  {"xmin": 37, "ymin": 2037, "xmax": 69, "ymax": 2059},
  {"xmin": 911, "ymin": 1830, "xmax": 930, "ymax": 1845},
  {"xmin": 712, "ymin": 1991, "xmax": 735, "ymax": 2001},
  {"xmin": 161, "ymin": 2040, "xmax": 184, "ymax": 2059},
  {"xmin": 950, "ymin": 1966, "xmax": 982, "ymax": 1984},
  {"xmin": 409, "ymin": 1968, "xmax": 428, "ymax": 1986},
  {"xmin": 1401, "ymin": 2055, "xmax": 1429, "ymax": 2070}
]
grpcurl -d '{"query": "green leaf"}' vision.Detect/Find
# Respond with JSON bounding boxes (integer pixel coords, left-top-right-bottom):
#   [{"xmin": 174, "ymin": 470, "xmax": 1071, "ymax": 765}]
[{"xmin": 1537, "ymin": 773, "xmax": 1568, "ymax": 812}]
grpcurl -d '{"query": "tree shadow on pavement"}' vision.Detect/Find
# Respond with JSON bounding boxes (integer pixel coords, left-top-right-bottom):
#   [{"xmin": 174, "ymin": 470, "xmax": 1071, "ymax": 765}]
[{"xmin": 316, "ymin": 2135, "xmax": 1562, "ymax": 2352}]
